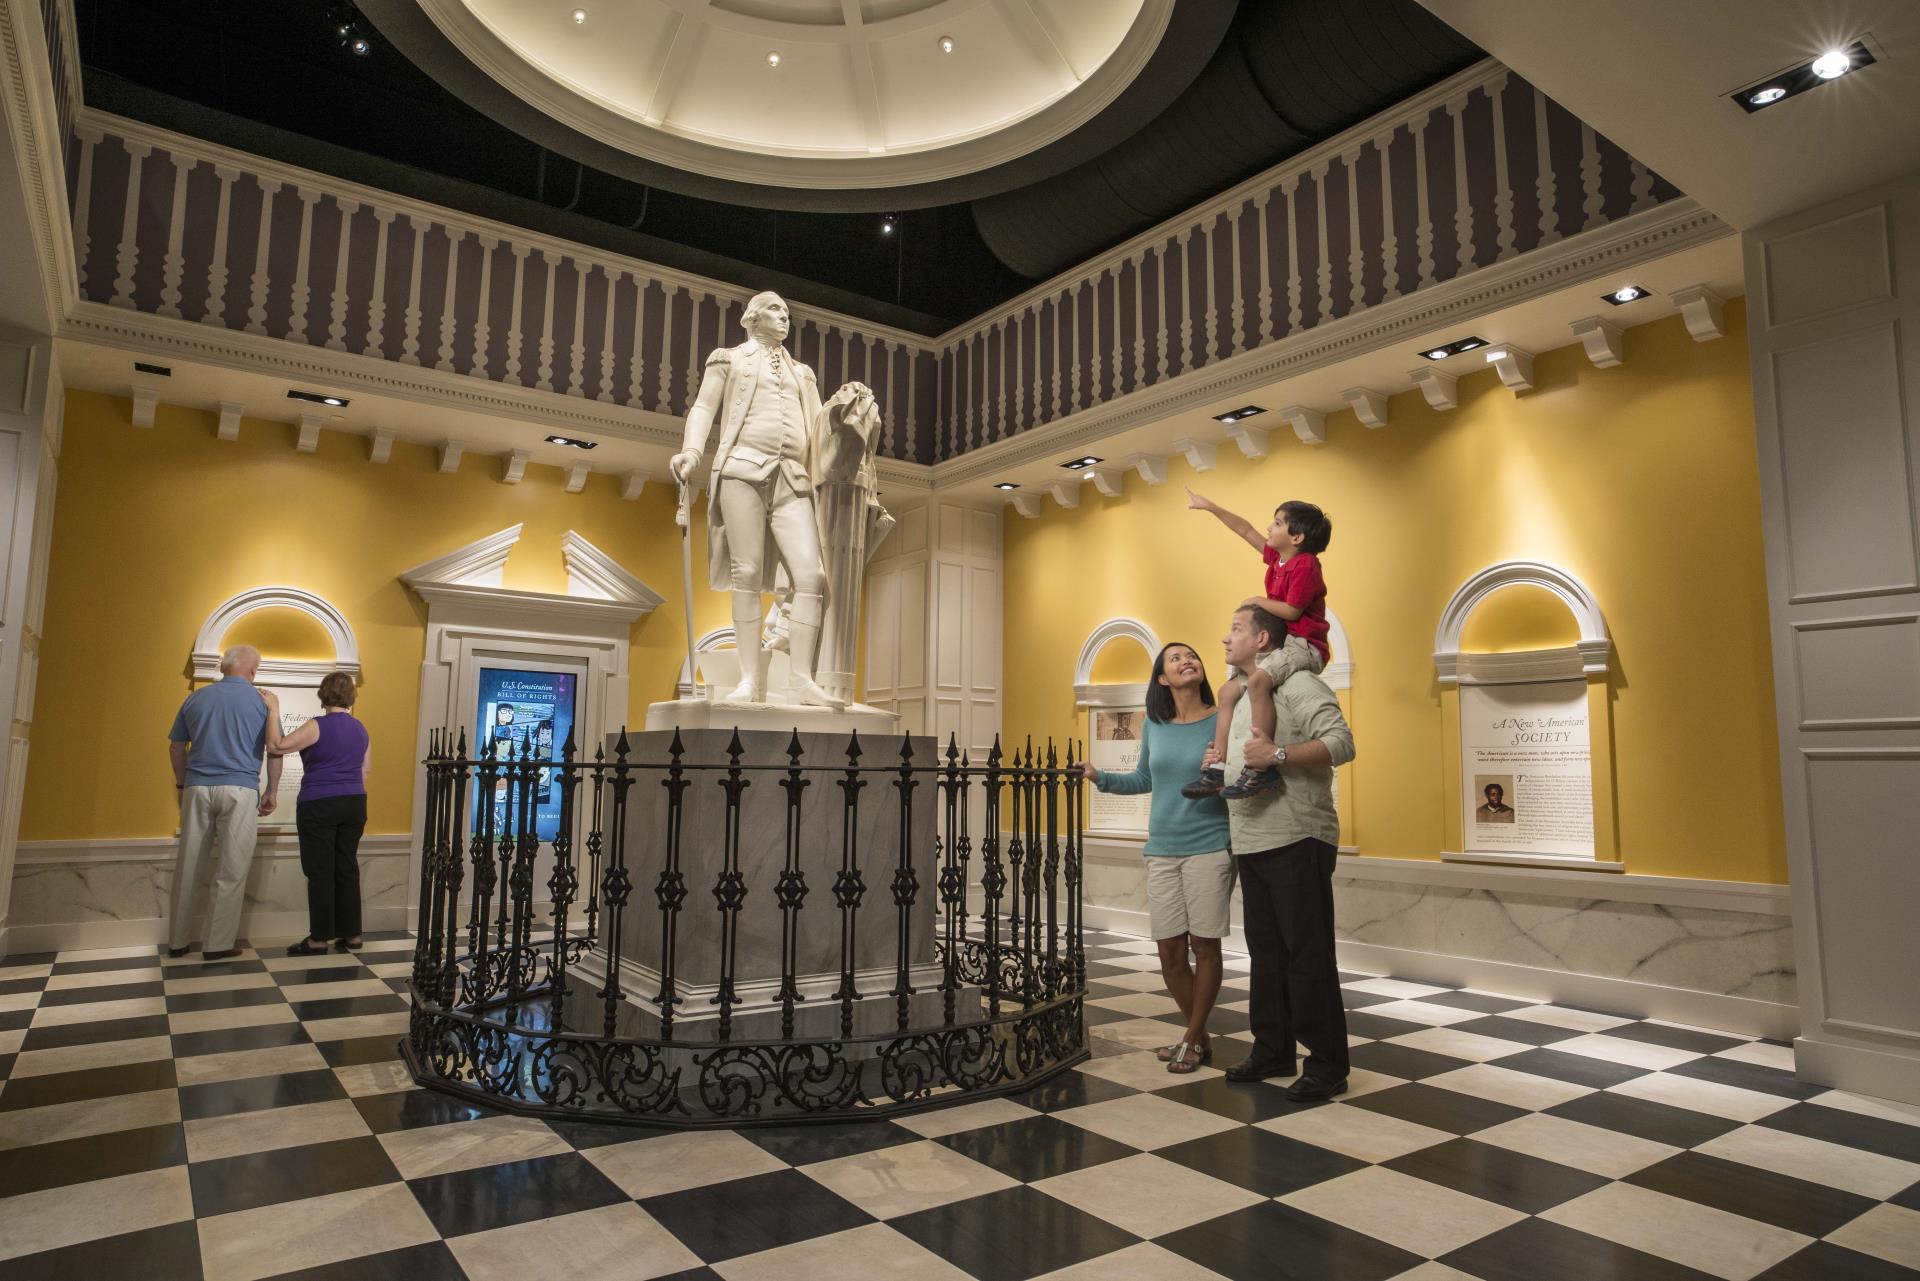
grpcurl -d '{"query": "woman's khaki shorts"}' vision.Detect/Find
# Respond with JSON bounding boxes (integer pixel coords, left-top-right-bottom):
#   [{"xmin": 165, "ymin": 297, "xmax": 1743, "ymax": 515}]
[{"xmin": 1145, "ymin": 850, "xmax": 1236, "ymax": 939}]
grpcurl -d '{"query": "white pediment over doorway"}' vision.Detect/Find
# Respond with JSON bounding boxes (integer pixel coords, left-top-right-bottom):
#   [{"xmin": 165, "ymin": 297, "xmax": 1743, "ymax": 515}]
[{"xmin": 400, "ymin": 525, "xmax": 664, "ymax": 630}]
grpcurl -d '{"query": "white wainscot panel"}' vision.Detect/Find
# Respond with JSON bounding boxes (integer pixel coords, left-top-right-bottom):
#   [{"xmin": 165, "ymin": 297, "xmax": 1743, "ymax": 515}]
[
  {"xmin": 1763, "ymin": 203, "xmax": 1893, "ymax": 326},
  {"xmin": 1082, "ymin": 859, "xmax": 1150, "ymax": 917},
  {"xmin": 899, "ymin": 563, "xmax": 928, "ymax": 690},
  {"xmin": 10, "ymin": 845, "xmax": 413, "ymax": 929},
  {"xmin": 934, "ymin": 560, "xmax": 964, "ymax": 689},
  {"xmin": 1805, "ymin": 752, "xmax": 1920, "ymax": 1039},
  {"xmin": 1793, "ymin": 615, "xmax": 1920, "ymax": 727}
]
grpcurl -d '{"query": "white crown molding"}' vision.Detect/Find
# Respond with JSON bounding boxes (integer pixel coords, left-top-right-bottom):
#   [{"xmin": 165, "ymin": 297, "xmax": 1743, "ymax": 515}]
[
  {"xmin": 77, "ymin": 108, "xmax": 941, "ymax": 356},
  {"xmin": 190, "ymin": 585, "xmax": 361, "ymax": 683},
  {"xmin": 1074, "ymin": 617, "xmax": 1161, "ymax": 706},
  {"xmin": 399, "ymin": 523, "xmax": 523, "ymax": 589},
  {"xmin": 1433, "ymin": 560, "xmax": 1611, "ymax": 685},
  {"xmin": 405, "ymin": 580, "xmax": 652, "ymax": 628},
  {"xmin": 929, "ymin": 200, "xmax": 1731, "ymax": 487},
  {"xmin": 562, "ymin": 530, "xmax": 665, "ymax": 611},
  {"xmin": 1, "ymin": 0, "xmax": 80, "ymax": 327}
]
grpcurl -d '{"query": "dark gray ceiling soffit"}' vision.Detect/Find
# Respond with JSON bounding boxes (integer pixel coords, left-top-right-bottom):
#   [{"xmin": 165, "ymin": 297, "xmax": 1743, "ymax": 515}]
[{"xmin": 354, "ymin": 0, "xmax": 1238, "ymax": 214}]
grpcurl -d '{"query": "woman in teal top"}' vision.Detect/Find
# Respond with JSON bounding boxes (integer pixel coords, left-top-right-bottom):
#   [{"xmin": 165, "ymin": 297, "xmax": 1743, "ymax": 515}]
[{"xmin": 1082, "ymin": 642, "xmax": 1233, "ymax": 1074}]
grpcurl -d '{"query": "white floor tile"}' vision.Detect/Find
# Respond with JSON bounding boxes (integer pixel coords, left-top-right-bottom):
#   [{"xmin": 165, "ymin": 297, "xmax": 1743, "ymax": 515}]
[
  {"xmin": 1825, "ymin": 1203, "xmax": 1920, "ymax": 1272},
  {"xmin": 1280, "ymin": 1165, "xmax": 1524, "ymax": 1257},
  {"xmin": 1607, "ymin": 1072, "xmax": 1794, "ymax": 1123},
  {"xmin": 1549, "ymin": 1033, "xmax": 1703, "ymax": 1071},
  {"xmin": 1472, "ymin": 1113, "xmax": 1680, "ymax": 1179},
  {"xmin": 1539, "ymin": 1181, "xmax": 1810, "ymax": 1281},
  {"xmin": 1257, "ymin": 1102, "xmax": 1450, "ymax": 1164},
  {"xmin": 1034, "ymin": 1152, "xmax": 1264, "ymax": 1238},
  {"xmin": 1696, "ymin": 1123, "xmax": 1920, "ymax": 1199}
]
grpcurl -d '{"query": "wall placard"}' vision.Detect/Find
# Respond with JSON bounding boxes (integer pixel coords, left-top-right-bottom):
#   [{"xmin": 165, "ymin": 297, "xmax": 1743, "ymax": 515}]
[
  {"xmin": 258, "ymin": 684, "xmax": 318, "ymax": 827},
  {"xmin": 1087, "ymin": 707, "xmax": 1150, "ymax": 839},
  {"xmin": 1461, "ymin": 680, "xmax": 1594, "ymax": 859}
]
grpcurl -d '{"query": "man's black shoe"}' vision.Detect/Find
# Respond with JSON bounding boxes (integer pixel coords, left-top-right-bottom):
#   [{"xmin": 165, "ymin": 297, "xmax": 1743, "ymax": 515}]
[
  {"xmin": 1224, "ymin": 1056, "xmax": 1297, "ymax": 1083},
  {"xmin": 1285, "ymin": 1075, "xmax": 1348, "ymax": 1102},
  {"xmin": 165, "ymin": 946, "xmax": 191, "ymax": 958}
]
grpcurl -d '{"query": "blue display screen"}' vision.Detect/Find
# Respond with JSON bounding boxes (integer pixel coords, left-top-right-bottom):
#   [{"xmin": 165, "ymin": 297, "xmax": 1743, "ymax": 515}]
[{"xmin": 475, "ymin": 667, "xmax": 578, "ymax": 842}]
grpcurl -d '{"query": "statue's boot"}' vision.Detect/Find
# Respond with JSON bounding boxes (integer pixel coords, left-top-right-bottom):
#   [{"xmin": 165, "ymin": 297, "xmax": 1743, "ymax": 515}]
[
  {"xmin": 725, "ymin": 590, "xmax": 765, "ymax": 702},
  {"xmin": 786, "ymin": 591, "xmax": 845, "ymax": 709}
]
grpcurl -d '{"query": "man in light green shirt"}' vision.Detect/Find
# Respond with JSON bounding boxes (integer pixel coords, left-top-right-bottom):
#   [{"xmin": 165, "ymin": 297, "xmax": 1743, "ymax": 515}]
[{"xmin": 1217, "ymin": 605, "xmax": 1356, "ymax": 1101}]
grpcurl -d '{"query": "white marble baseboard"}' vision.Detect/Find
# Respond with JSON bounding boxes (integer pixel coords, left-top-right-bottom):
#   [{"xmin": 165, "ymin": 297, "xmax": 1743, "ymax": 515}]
[{"xmin": 5, "ymin": 834, "xmax": 412, "ymax": 955}]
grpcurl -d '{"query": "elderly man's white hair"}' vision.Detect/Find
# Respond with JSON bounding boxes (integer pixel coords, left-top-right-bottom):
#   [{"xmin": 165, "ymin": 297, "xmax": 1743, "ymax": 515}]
[
  {"xmin": 741, "ymin": 291, "xmax": 787, "ymax": 330},
  {"xmin": 218, "ymin": 644, "xmax": 262, "ymax": 675}
]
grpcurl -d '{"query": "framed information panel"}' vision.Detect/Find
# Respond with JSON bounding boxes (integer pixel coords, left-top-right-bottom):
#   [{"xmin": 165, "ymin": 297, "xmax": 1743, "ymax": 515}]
[
  {"xmin": 1086, "ymin": 707, "xmax": 1151, "ymax": 839},
  {"xmin": 475, "ymin": 667, "xmax": 579, "ymax": 843},
  {"xmin": 1460, "ymin": 680, "xmax": 1594, "ymax": 859}
]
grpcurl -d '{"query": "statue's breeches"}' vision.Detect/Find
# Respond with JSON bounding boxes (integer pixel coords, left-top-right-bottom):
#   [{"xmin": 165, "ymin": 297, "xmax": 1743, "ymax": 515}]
[{"xmin": 711, "ymin": 471, "xmax": 825, "ymax": 596}]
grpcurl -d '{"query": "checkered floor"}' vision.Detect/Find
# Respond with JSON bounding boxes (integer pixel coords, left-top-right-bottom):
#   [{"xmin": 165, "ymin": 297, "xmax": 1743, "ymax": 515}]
[{"xmin": 1, "ymin": 930, "xmax": 1918, "ymax": 1281}]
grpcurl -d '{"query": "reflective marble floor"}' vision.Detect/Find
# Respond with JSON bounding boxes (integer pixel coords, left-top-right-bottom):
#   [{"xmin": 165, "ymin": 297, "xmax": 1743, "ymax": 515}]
[{"xmin": 1, "ymin": 930, "xmax": 1917, "ymax": 1280}]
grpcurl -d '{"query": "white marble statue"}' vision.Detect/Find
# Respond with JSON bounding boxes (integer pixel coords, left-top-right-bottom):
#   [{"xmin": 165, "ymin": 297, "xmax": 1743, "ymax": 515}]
[{"xmin": 669, "ymin": 291, "xmax": 884, "ymax": 709}]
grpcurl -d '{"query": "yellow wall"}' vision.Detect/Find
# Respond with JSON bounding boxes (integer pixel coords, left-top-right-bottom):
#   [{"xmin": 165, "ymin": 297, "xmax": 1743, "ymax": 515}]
[
  {"xmin": 1005, "ymin": 307, "xmax": 1789, "ymax": 884},
  {"xmin": 22, "ymin": 392, "xmax": 733, "ymax": 839}
]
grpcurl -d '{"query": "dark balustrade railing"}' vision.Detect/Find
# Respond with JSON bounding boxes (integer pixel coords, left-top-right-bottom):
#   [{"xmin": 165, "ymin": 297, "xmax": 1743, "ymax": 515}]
[{"xmin": 406, "ymin": 727, "xmax": 1088, "ymax": 1126}]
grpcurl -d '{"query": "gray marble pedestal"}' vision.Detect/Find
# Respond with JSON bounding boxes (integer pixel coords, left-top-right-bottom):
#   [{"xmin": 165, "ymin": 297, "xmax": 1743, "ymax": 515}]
[{"xmin": 586, "ymin": 728, "xmax": 942, "ymax": 1045}]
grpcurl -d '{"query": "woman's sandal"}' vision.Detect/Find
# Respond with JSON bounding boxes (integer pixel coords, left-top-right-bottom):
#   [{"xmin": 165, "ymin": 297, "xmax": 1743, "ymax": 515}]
[
  {"xmin": 335, "ymin": 938, "xmax": 364, "ymax": 953},
  {"xmin": 1155, "ymin": 1043, "xmax": 1182, "ymax": 1062},
  {"xmin": 1167, "ymin": 1039, "xmax": 1213, "ymax": 1074},
  {"xmin": 286, "ymin": 938, "xmax": 330, "ymax": 957}
]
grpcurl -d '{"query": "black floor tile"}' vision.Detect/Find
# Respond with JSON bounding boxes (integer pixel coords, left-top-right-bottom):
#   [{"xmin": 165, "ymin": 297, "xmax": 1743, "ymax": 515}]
[
  {"xmin": 409, "ymin": 1152, "xmax": 628, "ymax": 1237},
  {"xmin": 4, "ymin": 1219, "xmax": 204, "ymax": 1281},
  {"xmin": 1383, "ymin": 1136, "xmax": 1607, "ymax": 1213},
  {"xmin": 1343, "ymin": 1041, "xmax": 1474, "ymax": 1082},
  {"xmin": 0, "ymin": 1052, "xmax": 13, "ymax": 1080},
  {"xmin": 37, "ymin": 981, "xmax": 163, "ymax": 1007},
  {"xmin": 1345, "ymin": 1082, "xmax": 1528, "ymax": 1136},
  {"xmin": 1495, "ymin": 1046, "xmax": 1651, "ymax": 1088},
  {"xmin": 543, "ymin": 1115, "xmax": 669, "ymax": 1149},
  {"xmin": 0, "ymin": 1057, "xmax": 178, "ymax": 1111},
  {"xmin": 741, "ymin": 1118, "xmax": 919, "ymax": 1166},
  {"xmin": 170, "ymin": 1021, "xmax": 313, "ymax": 1057},
  {"xmin": 1447, "ymin": 1014, "xmax": 1588, "ymax": 1047},
  {"xmin": 1157, "ymin": 1200, "xmax": 1420, "ymax": 1281},
  {"xmin": 1663, "ymin": 1053, "xmax": 1824, "ymax": 1101},
  {"xmin": 48, "ymin": 954, "xmax": 163, "ymax": 976},
  {"xmin": 3, "ymin": 950, "xmax": 57, "ymax": 965},
  {"xmin": 190, "ymin": 1134, "xmax": 404, "ymax": 1217},
  {"xmin": 1341, "ymin": 1010, "xmax": 1435, "ymax": 1042},
  {"xmin": 318, "ymin": 1034, "xmax": 408, "ymax": 1067},
  {"xmin": 892, "ymin": 1184, "xmax": 1139, "ymax": 1281},
  {"xmin": 0, "ymin": 976, "xmax": 49, "ymax": 996},
  {"xmin": 935, "ymin": 1114, "xmax": 1134, "ymax": 1182},
  {"xmin": 642, "ymin": 1168, "xmax": 874, "ymax": 1263},
  {"xmin": 1084, "ymin": 981, "xmax": 1139, "ymax": 1000},
  {"xmin": 164, "ymin": 987, "xmax": 293, "ymax": 1014},
  {"xmin": 1546, "ymin": 1092, "xmax": 1742, "ymax": 1148},
  {"xmin": 0, "ymin": 1123, "xmax": 187, "ymax": 1197},
  {"xmin": 1335, "ymin": 988, "xmax": 1404, "ymax": 1009},
  {"xmin": 1441, "ymin": 1217, "xmax": 1719, "ymax": 1281},
  {"xmin": 20, "ymin": 1013, "xmax": 171, "ymax": 1051},
  {"xmin": 1625, "ymin": 1149, "xmax": 1876, "ymax": 1237},
  {"xmin": 1756, "ymin": 1241, "xmax": 1920, "ymax": 1281},
  {"xmin": 1416, "ymin": 990, "xmax": 1536, "ymax": 1015},
  {"xmin": 0, "ymin": 1008, "xmax": 32, "ymax": 1031},
  {"xmin": 161, "ymin": 959, "xmax": 267, "ymax": 978},
  {"xmin": 260, "ymin": 1240, "xmax": 468, "ymax": 1281},
  {"xmin": 1760, "ymin": 1101, "xmax": 1920, "ymax": 1164},
  {"xmin": 1080, "ymin": 1004, "xmax": 1136, "ymax": 1028},
  {"xmin": 179, "ymin": 1067, "xmax": 351, "ymax": 1121},
  {"xmin": 353, "ymin": 1086, "xmax": 492, "ymax": 1133},
  {"xmin": 288, "ymin": 995, "xmax": 410, "ymax": 1021},
  {"xmin": 1603, "ymin": 1021, "xmax": 1746, "ymax": 1056},
  {"xmin": 1007, "ymin": 1068, "xmax": 1137, "ymax": 1113},
  {"xmin": 271, "ymin": 964, "xmax": 369, "ymax": 985},
  {"xmin": 1154, "ymin": 1076, "xmax": 1309, "ymax": 1126},
  {"xmin": 1893, "ymin": 1178, "xmax": 1920, "ymax": 1212},
  {"xmin": 1151, "ymin": 1004, "xmax": 1252, "ymax": 1036},
  {"xmin": 1156, "ymin": 1124, "xmax": 1366, "ymax": 1198}
]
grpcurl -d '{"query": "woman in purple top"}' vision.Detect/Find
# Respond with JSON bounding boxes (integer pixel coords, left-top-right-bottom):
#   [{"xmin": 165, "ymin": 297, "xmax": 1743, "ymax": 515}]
[{"xmin": 263, "ymin": 672, "xmax": 370, "ymax": 956}]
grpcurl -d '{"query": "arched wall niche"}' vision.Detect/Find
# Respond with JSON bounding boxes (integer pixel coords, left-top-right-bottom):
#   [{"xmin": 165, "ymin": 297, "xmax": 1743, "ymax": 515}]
[
  {"xmin": 191, "ymin": 586, "xmax": 361, "ymax": 688},
  {"xmin": 1074, "ymin": 618, "xmax": 1161, "ymax": 709},
  {"xmin": 1434, "ymin": 561, "xmax": 1610, "ymax": 687}
]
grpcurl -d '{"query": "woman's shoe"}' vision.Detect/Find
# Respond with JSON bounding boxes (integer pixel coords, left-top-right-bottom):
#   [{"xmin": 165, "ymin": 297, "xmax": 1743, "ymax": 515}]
[
  {"xmin": 335, "ymin": 938, "xmax": 363, "ymax": 952},
  {"xmin": 1167, "ymin": 1039, "xmax": 1212, "ymax": 1074},
  {"xmin": 286, "ymin": 938, "xmax": 329, "ymax": 957}
]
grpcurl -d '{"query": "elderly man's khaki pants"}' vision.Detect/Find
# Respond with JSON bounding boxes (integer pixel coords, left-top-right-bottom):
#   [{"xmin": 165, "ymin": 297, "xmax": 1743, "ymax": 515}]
[{"xmin": 169, "ymin": 785, "xmax": 260, "ymax": 951}]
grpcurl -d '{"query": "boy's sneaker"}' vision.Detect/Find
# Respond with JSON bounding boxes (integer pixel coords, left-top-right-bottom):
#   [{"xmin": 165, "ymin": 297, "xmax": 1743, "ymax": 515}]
[
  {"xmin": 1181, "ymin": 766, "xmax": 1225, "ymax": 799},
  {"xmin": 1221, "ymin": 767, "xmax": 1282, "ymax": 800}
]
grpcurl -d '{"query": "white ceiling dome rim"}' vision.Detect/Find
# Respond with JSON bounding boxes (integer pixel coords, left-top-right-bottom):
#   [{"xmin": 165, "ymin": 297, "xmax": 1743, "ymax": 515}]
[{"xmin": 419, "ymin": 0, "xmax": 1173, "ymax": 191}]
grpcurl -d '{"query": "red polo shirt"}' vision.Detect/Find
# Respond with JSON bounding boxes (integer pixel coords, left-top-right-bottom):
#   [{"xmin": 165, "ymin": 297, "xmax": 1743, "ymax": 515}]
[{"xmin": 1262, "ymin": 547, "xmax": 1331, "ymax": 664}]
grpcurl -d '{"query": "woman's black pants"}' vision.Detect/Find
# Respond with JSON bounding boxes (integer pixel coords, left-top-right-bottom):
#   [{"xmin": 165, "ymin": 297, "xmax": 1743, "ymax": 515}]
[{"xmin": 296, "ymin": 793, "xmax": 366, "ymax": 940}]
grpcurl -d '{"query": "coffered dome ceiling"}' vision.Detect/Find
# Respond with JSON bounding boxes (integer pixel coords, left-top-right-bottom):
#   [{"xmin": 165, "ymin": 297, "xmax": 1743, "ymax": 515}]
[{"xmin": 423, "ymin": 0, "xmax": 1169, "ymax": 190}]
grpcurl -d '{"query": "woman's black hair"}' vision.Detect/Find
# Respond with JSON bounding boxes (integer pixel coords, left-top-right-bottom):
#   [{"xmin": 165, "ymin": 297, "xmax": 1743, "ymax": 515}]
[
  {"xmin": 1277, "ymin": 500, "xmax": 1333, "ymax": 555},
  {"xmin": 1145, "ymin": 642, "xmax": 1215, "ymax": 724}
]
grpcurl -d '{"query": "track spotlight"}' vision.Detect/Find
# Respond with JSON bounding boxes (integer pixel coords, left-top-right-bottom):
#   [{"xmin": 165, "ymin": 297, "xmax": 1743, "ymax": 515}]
[{"xmin": 1733, "ymin": 41, "xmax": 1874, "ymax": 113}]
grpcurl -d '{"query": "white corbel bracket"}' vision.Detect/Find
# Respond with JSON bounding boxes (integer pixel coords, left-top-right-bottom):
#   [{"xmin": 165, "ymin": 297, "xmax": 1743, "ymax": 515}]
[
  {"xmin": 1569, "ymin": 316, "xmax": 1623, "ymax": 368},
  {"xmin": 564, "ymin": 464, "xmax": 591, "ymax": 494},
  {"xmin": 368, "ymin": 428, "xmax": 395, "ymax": 464},
  {"xmin": 1172, "ymin": 437, "xmax": 1216, "ymax": 473},
  {"xmin": 438, "ymin": 441, "xmax": 465, "ymax": 474},
  {"xmin": 217, "ymin": 401, "xmax": 243, "ymax": 442},
  {"xmin": 1090, "ymin": 468, "xmax": 1126, "ymax": 499},
  {"xmin": 1225, "ymin": 422, "xmax": 1271, "ymax": 457},
  {"xmin": 295, "ymin": 414, "xmax": 324, "ymax": 454},
  {"xmin": 1484, "ymin": 346, "xmax": 1535, "ymax": 394},
  {"xmin": 1047, "ymin": 481, "xmax": 1081, "ymax": 510},
  {"xmin": 1342, "ymin": 387, "xmax": 1389, "ymax": 428},
  {"xmin": 1669, "ymin": 284, "xmax": 1727, "ymax": 342},
  {"xmin": 1010, "ymin": 492, "xmax": 1042, "ymax": 519},
  {"xmin": 1126, "ymin": 453, "xmax": 1170, "ymax": 486},
  {"xmin": 1410, "ymin": 367, "xmax": 1458, "ymax": 411},
  {"xmin": 1278, "ymin": 406, "xmax": 1326, "ymax": 446},
  {"xmin": 621, "ymin": 471, "xmax": 647, "ymax": 501},
  {"xmin": 501, "ymin": 449, "xmax": 530, "ymax": 485},
  {"xmin": 130, "ymin": 385, "xmax": 158, "ymax": 428}
]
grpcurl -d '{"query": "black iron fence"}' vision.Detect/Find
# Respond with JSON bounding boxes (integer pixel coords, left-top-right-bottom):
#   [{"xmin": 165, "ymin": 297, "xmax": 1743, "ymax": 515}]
[{"xmin": 405, "ymin": 726, "xmax": 1088, "ymax": 1125}]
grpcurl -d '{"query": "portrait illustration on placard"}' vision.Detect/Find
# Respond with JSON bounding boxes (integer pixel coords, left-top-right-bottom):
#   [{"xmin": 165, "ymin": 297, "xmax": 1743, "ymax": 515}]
[{"xmin": 1473, "ymin": 775, "xmax": 1517, "ymax": 825}]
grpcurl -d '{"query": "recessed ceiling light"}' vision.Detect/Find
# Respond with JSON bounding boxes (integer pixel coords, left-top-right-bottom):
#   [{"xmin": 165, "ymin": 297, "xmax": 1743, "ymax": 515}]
[
  {"xmin": 1811, "ymin": 49, "xmax": 1853, "ymax": 79},
  {"xmin": 544, "ymin": 435, "xmax": 598, "ymax": 449},
  {"xmin": 1604, "ymin": 285, "xmax": 1647, "ymax": 305},
  {"xmin": 133, "ymin": 361, "xmax": 172, "ymax": 376},
  {"xmin": 880, "ymin": 214, "xmax": 896, "ymax": 235},
  {"xmin": 571, "ymin": 8, "xmax": 586, "ymax": 22},
  {"xmin": 1059, "ymin": 455, "xmax": 1102, "ymax": 469},
  {"xmin": 938, "ymin": 35, "xmax": 955, "ymax": 54},
  {"xmin": 1212, "ymin": 405, "xmax": 1266, "ymax": 423},
  {"xmin": 994, "ymin": 482, "xmax": 1018, "ymax": 491},
  {"xmin": 766, "ymin": 50, "xmax": 782, "ymax": 68},
  {"xmin": 1732, "ymin": 41, "xmax": 1875, "ymax": 112},
  {"xmin": 1419, "ymin": 336, "xmax": 1487, "ymax": 361},
  {"xmin": 287, "ymin": 389, "xmax": 350, "ymax": 407}
]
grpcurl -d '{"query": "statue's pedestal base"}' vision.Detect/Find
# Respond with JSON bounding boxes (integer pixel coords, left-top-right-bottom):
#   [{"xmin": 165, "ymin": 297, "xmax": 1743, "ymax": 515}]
[{"xmin": 645, "ymin": 697, "xmax": 898, "ymax": 737}]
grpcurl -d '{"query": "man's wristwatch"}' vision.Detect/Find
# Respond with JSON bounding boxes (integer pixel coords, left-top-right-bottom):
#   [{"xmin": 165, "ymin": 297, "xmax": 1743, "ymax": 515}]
[{"xmin": 1273, "ymin": 745, "xmax": 1288, "ymax": 767}]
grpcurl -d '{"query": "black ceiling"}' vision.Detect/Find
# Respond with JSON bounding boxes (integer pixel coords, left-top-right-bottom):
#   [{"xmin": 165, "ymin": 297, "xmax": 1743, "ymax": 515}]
[{"xmin": 72, "ymin": 0, "xmax": 1480, "ymax": 334}]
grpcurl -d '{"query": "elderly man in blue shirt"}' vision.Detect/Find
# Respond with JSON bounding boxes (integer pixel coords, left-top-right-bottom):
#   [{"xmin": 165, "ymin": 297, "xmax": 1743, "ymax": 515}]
[{"xmin": 166, "ymin": 644, "xmax": 282, "ymax": 959}]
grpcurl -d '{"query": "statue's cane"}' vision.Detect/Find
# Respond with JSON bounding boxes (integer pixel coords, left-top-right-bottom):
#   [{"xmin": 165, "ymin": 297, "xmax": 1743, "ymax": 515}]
[{"xmin": 675, "ymin": 477, "xmax": 698, "ymax": 696}]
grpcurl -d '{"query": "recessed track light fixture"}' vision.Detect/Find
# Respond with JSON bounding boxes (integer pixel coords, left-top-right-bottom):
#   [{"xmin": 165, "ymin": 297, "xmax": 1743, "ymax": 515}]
[
  {"xmin": 1603, "ymin": 285, "xmax": 1648, "ymax": 305},
  {"xmin": 1733, "ymin": 41, "xmax": 1875, "ymax": 113},
  {"xmin": 133, "ymin": 361, "xmax": 172, "ymax": 376},
  {"xmin": 1212, "ymin": 405, "xmax": 1266, "ymax": 423},
  {"xmin": 544, "ymin": 435, "xmax": 598, "ymax": 449},
  {"xmin": 993, "ymin": 482, "xmax": 1019, "ymax": 491},
  {"xmin": 1418, "ymin": 336, "xmax": 1488, "ymax": 361},
  {"xmin": 287, "ymin": 389, "xmax": 349, "ymax": 407},
  {"xmin": 1059, "ymin": 455, "xmax": 1102, "ymax": 470}
]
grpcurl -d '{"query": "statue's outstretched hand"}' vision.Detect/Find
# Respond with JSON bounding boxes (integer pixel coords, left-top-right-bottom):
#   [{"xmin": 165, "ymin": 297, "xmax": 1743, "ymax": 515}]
[{"xmin": 669, "ymin": 450, "xmax": 701, "ymax": 486}]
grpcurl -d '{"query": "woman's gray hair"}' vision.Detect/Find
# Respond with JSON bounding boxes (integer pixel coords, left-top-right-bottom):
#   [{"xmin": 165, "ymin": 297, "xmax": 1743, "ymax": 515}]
[{"xmin": 218, "ymin": 644, "xmax": 262, "ymax": 674}]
